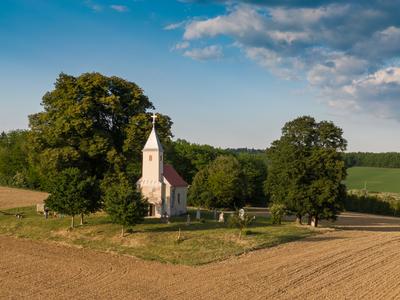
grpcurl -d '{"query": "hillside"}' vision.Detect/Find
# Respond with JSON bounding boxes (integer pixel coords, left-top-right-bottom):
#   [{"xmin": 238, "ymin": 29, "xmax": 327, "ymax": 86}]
[{"xmin": 346, "ymin": 167, "xmax": 400, "ymax": 193}]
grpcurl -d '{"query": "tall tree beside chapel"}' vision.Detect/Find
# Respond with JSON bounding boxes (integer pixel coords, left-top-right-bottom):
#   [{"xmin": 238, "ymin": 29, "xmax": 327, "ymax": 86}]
[
  {"xmin": 189, "ymin": 155, "xmax": 245, "ymax": 209},
  {"xmin": 265, "ymin": 116, "xmax": 347, "ymax": 226},
  {"xmin": 29, "ymin": 72, "xmax": 173, "ymax": 216},
  {"xmin": 103, "ymin": 174, "xmax": 148, "ymax": 237},
  {"xmin": 45, "ymin": 168, "xmax": 96, "ymax": 228}
]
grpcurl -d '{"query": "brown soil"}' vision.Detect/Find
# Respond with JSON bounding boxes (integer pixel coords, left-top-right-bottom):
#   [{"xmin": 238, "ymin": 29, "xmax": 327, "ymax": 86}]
[
  {"xmin": 0, "ymin": 186, "xmax": 48, "ymax": 210},
  {"xmin": 1, "ymin": 212, "xmax": 400, "ymax": 299}
]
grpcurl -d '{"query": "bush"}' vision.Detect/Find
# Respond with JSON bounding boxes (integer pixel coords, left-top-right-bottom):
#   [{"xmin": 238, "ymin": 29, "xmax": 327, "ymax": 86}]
[
  {"xmin": 269, "ymin": 203, "xmax": 286, "ymax": 225},
  {"xmin": 228, "ymin": 209, "xmax": 255, "ymax": 239}
]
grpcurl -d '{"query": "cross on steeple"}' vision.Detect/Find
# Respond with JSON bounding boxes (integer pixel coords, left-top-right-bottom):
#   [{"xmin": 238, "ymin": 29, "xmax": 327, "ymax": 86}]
[{"xmin": 151, "ymin": 113, "xmax": 157, "ymax": 127}]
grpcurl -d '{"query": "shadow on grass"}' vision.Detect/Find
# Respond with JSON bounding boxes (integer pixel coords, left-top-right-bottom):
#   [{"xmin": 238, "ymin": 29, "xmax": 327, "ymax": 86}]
[{"xmin": 142, "ymin": 217, "xmax": 272, "ymax": 233}]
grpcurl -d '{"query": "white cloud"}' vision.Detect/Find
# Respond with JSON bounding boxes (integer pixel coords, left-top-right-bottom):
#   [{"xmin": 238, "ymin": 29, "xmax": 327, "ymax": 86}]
[
  {"xmin": 170, "ymin": 2, "xmax": 400, "ymax": 120},
  {"xmin": 173, "ymin": 41, "xmax": 190, "ymax": 50},
  {"xmin": 183, "ymin": 45, "xmax": 223, "ymax": 60},
  {"xmin": 110, "ymin": 5, "xmax": 129, "ymax": 12},
  {"xmin": 184, "ymin": 6, "xmax": 265, "ymax": 40},
  {"xmin": 164, "ymin": 21, "xmax": 186, "ymax": 31},
  {"xmin": 244, "ymin": 46, "xmax": 304, "ymax": 79},
  {"xmin": 85, "ymin": 0, "xmax": 102, "ymax": 12}
]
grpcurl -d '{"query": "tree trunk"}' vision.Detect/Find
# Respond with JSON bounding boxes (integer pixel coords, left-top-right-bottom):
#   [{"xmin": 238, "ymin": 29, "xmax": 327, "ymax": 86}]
[
  {"xmin": 307, "ymin": 215, "xmax": 312, "ymax": 225},
  {"xmin": 311, "ymin": 216, "xmax": 319, "ymax": 227},
  {"xmin": 121, "ymin": 225, "xmax": 124, "ymax": 237},
  {"xmin": 71, "ymin": 215, "xmax": 75, "ymax": 228},
  {"xmin": 296, "ymin": 215, "xmax": 302, "ymax": 225},
  {"xmin": 80, "ymin": 213, "xmax": 84, "ymax": 226}
]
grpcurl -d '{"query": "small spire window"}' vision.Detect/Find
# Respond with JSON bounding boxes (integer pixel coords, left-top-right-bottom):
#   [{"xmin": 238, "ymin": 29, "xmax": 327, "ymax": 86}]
[{"xmin": 149, "ymin": 155, "xmax": 152, "ymax": 161}]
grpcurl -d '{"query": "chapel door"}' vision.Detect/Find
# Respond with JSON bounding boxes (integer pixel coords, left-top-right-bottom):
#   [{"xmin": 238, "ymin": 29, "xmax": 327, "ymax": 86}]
[{"xmin": 148, "ymin": 204, "xmax": 155, "ymax": 216}]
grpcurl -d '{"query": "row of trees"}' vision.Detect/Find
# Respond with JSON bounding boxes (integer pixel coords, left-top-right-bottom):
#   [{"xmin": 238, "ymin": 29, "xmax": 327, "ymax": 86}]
[
  {"xmin": 1, "ymin": 72, "xmax": 349, "ymax": 229},
  {"xmin": 344, "ymin": 152, "xmax": 400, "ymax": 168},
  {"xmin": 188, "ymin": 116, "xmax": 348, "ymax": 227}
]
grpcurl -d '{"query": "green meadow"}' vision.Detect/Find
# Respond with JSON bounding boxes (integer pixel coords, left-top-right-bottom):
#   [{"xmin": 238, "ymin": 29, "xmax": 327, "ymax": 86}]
[{"xmin": 346, "ymin": 167, "xmax": 400, "ymax": 193}]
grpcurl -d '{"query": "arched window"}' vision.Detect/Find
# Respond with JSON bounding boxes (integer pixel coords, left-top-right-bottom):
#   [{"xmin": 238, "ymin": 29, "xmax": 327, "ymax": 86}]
[{"xmin": 149, "ymin": 155, "xmax": 152, "ymax": 161}]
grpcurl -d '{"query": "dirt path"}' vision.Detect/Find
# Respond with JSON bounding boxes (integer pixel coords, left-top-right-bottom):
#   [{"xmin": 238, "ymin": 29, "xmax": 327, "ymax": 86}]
[
  {"xmin": 0, "ymin": 187, "xmax": 48, "ymax": 210},
  {"xmin": 1, "ymin": 212, "xmax": 400, "ymax": 299}
]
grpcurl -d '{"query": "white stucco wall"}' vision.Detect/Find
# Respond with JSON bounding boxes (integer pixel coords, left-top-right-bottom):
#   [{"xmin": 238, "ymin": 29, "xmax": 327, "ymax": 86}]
[
  {"xmin": 166, "ymin": 184, "xmax": 187, "ymax": 217},
  {"xmin": 138, "ymin": 182, "xmax": 164, "ymax": 218}
]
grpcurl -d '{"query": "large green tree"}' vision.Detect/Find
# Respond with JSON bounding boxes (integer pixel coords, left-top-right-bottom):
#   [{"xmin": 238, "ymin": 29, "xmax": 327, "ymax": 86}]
[
  {"xmin": 29, "ymin": 72, "xmax": 173, "ymax": 212},
  {"xmin": 45, "ymin": 168, "xmax": 96, "ymax": 228},
  {"xmin": 165, "ymin": 139, "xmax": 227, "ymax": 184},
  {"xmin": 265, "ymin": 116, "xmax": 347, "ymax": 226},
  {"xmin": 237, "ymin": 153, "xmax": 267, "ymax": 206},
  {"xmin": 103, "ymin": 174, "xmax": 148, "ymax": 237},
  {"xmin": 189, "ymin": 155, "xmax": 245, "ymax": 209}
]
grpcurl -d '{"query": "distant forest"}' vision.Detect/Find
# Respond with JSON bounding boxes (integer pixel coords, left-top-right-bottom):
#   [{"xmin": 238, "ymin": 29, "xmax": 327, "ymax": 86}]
[
  {"xmin": 344, "ymin": 152, "xmax": 400, "ymax": 169},
  {"xmin": 229, "ymin": 149, "xmax": 400, "ymax": 169}
]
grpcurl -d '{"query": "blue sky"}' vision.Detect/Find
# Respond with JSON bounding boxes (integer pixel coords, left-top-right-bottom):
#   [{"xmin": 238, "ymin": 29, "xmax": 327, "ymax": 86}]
[{"xmin": 1, "ymin": 0, "xmax": 400, "ymax": 152}]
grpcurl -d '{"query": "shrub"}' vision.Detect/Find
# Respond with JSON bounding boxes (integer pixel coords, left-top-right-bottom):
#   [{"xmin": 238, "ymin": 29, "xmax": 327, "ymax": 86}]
[
  {"xmin": 228, "ymin": 209, "xmax": 255, "ymax": 239},
  {"xmin": 269, "ymin": 203, "xmax": 286, "ymax": 225}
]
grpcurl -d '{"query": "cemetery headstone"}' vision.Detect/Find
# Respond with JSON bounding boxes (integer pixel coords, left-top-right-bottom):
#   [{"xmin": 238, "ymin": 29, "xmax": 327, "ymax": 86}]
[
  {"xmin": 239, "ymin": 208, "xmax": 245, "ymax": 220},
  {"xmin": 218, "ymin": 212, "xmax": 225, "ymax": 223}
]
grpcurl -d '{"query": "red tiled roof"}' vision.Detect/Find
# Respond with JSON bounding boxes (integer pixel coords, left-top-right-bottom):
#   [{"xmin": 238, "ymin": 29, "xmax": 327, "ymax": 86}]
[{"xmin": 163, "ymin": 164, "xmax": 188, "ymax": 187}]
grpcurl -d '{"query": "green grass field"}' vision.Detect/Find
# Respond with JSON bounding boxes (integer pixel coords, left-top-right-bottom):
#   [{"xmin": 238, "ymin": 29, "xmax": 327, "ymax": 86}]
[
  {"xmin": 346, "ymin": 167, "xmax": 400, "ymax": 193},
  {"xmin": 0, "ymin": 207, "xmax": 313, "ymax": 265}
]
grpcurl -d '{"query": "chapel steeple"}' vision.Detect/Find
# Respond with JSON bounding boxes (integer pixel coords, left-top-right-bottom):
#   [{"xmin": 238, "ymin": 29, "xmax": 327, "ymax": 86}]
[
  {"xmin": 143, "ymin": 113, "xmax": 164, "ymax": 152},
  {"xmin": 142, "ymin": 113, "xmax": 163, "ymax": 183}
]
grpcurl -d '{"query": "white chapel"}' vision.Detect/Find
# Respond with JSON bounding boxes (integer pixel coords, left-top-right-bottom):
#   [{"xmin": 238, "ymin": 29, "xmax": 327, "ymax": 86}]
[{"xmin": 137, "ymin": 114, "xmax": 188, "ymax": 218}]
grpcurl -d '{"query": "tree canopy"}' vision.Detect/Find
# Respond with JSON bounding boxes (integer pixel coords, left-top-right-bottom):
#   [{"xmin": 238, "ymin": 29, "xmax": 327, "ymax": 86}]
[
  {"xmin": 103, "ymin": 174, "xmax": 148, "ymax": 236},
  {"xmin": 0, "ymin": 130, "xmax": 41, "ymax": 188},
  {"xmin": 265, "ymin": 116, "xmax": 347, "ymax": 226},
  {"xmin": 189, "ymin": 155, "xmax": 246, "ymax": 209},
  {"xmin": 45, "ymin": 168, "xmax": 96, "ymax": 228},
  {"xmin": 29, "ymin": 72, "xmax": 172, "ymax": 183},
  {"xmin": 165, "ymin": 139, "xmax": 228, "ymax": 184},
  {"xmin": 28, "ymin": 72, "xmax": 173, "ymax": 216}
]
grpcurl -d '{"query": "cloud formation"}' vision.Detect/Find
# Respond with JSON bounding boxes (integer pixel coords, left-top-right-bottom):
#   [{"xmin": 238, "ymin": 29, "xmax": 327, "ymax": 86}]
[
  {"xmin": 84, "ymin": 0, "xmax": 103, "ymax": 12},
  {"xmin": 110, "ymin": 5, "xmax": 129, "ymax": 12},
  {"xmin": 172, "ymin": 1, "xmax": 400, "ymax": 120},
  {"xmin": 183, "ymin": 45, "xmax": 223, "ymax": 60}
]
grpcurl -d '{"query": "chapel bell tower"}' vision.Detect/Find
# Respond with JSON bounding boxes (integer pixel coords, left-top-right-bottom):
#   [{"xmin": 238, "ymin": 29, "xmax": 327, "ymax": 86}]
[{"xmin": 141, "ymin": 113, "xmax": 164, "ymax": 184}]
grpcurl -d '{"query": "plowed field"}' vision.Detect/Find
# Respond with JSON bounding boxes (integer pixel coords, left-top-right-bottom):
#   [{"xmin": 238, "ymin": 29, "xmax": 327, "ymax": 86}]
[{"xmin": 1, "ymin": 212, "xmax": 400, "ymax": 299}]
